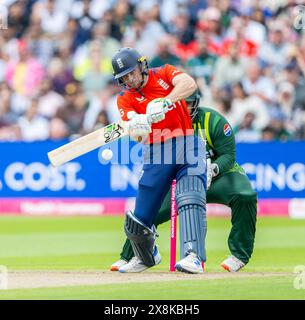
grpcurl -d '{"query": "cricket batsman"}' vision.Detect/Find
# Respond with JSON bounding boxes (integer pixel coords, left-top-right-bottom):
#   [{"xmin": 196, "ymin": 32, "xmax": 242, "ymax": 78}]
[
  {"xmin": 111, "ymin": 48, "xmax": 207, "ymax": 273},
  {"xmin": 111, "ymin": 91, "xmax": 258, "ymax": 273}
]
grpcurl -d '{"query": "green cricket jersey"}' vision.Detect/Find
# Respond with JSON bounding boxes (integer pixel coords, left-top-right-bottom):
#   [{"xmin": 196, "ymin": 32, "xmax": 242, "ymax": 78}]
[{"xmin": 193, "ymin": 107, "xmax": 245, "ymax": 177}]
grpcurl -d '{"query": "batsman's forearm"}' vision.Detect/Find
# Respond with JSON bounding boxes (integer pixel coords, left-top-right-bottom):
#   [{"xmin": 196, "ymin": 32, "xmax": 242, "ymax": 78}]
[{"xmin": 166, "ymin": 73, "xmax": 197, "ymax": 103}]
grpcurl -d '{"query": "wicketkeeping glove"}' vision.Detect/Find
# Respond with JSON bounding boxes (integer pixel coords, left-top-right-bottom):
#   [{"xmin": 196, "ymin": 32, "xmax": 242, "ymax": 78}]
[
  {"xmin": 206, "ymin": 158, "xmax": 219, "ymax": 190},
  {"xmin": 146, "ymin": 98, "xmax": 172, "ymax": 123}
]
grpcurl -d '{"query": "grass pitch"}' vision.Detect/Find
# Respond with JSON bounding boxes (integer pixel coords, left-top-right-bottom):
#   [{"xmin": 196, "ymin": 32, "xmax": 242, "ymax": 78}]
[{"xmin": 0, "ymin": 215, "xmax": 304, "ymax": 299}]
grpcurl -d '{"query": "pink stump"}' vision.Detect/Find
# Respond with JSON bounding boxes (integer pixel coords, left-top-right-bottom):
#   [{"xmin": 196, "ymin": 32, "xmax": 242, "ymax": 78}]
[{"xmin": 170, "ymin": 179, "xmax": 177, "ymax": 272}]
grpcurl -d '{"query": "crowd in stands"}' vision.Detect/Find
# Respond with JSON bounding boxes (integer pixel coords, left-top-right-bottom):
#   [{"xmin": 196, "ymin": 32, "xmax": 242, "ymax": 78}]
[{"xmin": 0, "ymin": 0, "xmax": 305, "ymax": 142}]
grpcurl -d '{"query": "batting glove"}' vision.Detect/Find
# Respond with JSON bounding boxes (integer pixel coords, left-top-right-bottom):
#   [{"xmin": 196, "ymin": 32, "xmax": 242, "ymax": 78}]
[
  {"xmin": 146, "ymin": 98, "xmax": 172, "ymax": 123},
  {"xmin": 128, "ymin": 113, "xmax": 152, "ymax": 137}
]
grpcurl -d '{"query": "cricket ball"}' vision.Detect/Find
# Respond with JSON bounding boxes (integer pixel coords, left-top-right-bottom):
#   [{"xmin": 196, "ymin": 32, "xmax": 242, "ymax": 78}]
[{"xmin": 101, "ymin": 149, "xmax": 113, "ymax": 161}]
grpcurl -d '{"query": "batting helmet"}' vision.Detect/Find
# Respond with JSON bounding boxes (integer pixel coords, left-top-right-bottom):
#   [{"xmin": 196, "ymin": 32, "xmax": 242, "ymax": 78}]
[{"xmin": 111, "ymin": 47, "xmax": 148, "ymax": 89}]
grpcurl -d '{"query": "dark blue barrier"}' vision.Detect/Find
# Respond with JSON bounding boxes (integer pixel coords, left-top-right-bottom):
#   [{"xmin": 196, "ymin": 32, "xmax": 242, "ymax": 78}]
[
  {"xmin": 0, "ymin": 140, "xmax": 304, "ymax": 199},
  {"xmin": 237, "ymin": 141, "xmax": 305, "ymax": 198}
]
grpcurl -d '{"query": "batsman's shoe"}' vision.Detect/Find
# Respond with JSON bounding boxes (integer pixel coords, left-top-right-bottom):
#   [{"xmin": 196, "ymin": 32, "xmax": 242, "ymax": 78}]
[
  {"xmin": 110, "ymin": 259, "xmax": 128, "ymax": 271},
  {"xmin": 221, "ymin": 255, "xmax": 245, "ymax": 272},
  {"xmin": 119, "ymin": 246, "xmax": 161, "ymax": 273},
  {"xmin": 175, "ymin": 252, "xmax": 204, "ymax": 274}
]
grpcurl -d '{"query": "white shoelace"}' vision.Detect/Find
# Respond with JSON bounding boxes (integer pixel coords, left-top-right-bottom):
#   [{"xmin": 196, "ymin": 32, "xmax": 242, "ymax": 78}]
[{"xmin": 128, "ymin": 256, "xmax": 144, "ymax": 266}]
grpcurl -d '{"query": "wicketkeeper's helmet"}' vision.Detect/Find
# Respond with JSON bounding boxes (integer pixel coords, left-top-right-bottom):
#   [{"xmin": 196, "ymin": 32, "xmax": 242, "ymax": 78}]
[
  {"xmin": 111, "ymin": 47, "xmax": 148, "ymax": 89},
  {"xmin": 185, "ymin": 90, "xmax": 201, "ymax": 120}
]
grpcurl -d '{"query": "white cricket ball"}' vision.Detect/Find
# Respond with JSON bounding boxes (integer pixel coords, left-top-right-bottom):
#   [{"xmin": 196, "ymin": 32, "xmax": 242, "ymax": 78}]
[{"xmin": 101, "ymin": 148, "xmax": 113, "ymax": 161}]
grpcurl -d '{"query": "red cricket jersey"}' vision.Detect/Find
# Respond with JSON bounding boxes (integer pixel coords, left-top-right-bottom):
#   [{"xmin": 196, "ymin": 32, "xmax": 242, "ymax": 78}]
[{"xmin": 117, "ymin": 64, "xmax": 193, "ymax": 144}]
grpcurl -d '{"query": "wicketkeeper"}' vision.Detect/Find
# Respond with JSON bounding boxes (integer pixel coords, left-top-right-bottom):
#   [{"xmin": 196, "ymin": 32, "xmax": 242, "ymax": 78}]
[{"xmin": 111, "ymin": 91, "xmax": 257, "ymax": 273}]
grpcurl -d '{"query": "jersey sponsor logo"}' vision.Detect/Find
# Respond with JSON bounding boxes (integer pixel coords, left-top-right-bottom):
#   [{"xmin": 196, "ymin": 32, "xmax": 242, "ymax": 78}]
[
  {"xmin": 223, "ymin": 124, "xmax": 232, "ymax": 136},
  {"xmin": 135, "ymin": 96, "xmax": 147, "ymax": 103},
  {"xmin": 172, "ymin": 70, "xmax": 180, "ymax": 76},
  {"xmin": 167, "ymin": 100, "xmax": 181, "ymax": 111},
  {"xmin": 157, "ymin": 79, "xmax": 170, "ymax": 90}
]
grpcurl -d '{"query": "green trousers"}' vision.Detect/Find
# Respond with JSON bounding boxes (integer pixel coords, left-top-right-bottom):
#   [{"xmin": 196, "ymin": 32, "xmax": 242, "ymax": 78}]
[{"xmin": 119, "ymin": 171, "xmax": 257, "ymax": 264}]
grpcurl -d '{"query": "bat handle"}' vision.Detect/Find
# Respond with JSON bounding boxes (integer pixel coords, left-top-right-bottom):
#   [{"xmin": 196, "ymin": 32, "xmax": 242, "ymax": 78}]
[
  {"xmin": 125, "ymin": 105, "xmax": 171, "ymax": 132},
  {"xmin": 147, "ymin": 114, "xmax": 153, "ymax": 125}
]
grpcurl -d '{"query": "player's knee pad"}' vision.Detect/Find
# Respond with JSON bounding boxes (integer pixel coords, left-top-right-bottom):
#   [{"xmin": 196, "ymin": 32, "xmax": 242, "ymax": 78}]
[
  {"xmin": 124, "ymin": 211, "xmax": 157, "ymax": 267},
  {"xmin": 176, "ymin": 175, "xmax": 207, "ymax": 261}
]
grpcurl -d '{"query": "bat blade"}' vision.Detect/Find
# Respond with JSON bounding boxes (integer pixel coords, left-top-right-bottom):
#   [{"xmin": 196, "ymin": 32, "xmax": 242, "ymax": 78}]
[{"xmin": 48, "ymin": 121, "xmax": 128, "ymax": 167}]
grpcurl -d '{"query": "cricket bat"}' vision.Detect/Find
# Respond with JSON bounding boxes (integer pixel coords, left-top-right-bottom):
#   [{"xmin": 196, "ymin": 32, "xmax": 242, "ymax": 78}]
[{"xmin": 48, "ymin": 121, "xmax": 129, "ymax": 167}]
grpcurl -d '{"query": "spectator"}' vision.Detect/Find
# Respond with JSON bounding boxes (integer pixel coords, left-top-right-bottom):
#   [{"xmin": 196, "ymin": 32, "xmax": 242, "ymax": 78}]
[
  {"xmin": 214, "ymin": 96, "xmax": 234, "ymax": 126},
  {"xmin": 18, "ymin": 99, "xmax": 50, "ymax": 141},
  {"xmin": 171, "ymin": 7, "xmax": 195, "ymax": 45},
  {"xmin": 197, "ymin": 6, "xmax": 223, "ymax": 56},
  {"xmin": 7, "ymin": 1, "xmax": 30, "ymax": 38},
  {"xmin": 159, "ymin": 0, "xmax": 184, "ymax": 28},
  {"xmin": 276, "ymin": 81, "xmax": 295, "ymax": 118},
  {"xmin": 231, "ymin": 82, "xmax": 270, "ymax": 130},
  {"xmin": 259, "ymin": 21, "xmax": 293, "ymax": 73},
  {"xmin": 56, "ymin": 83, "xmax": 87, "ymax": 135},
  {"xmin": 73, "ymin": 40, "xmax": 112, "ymax": 97},
  {"xmin": 23, "ymin": 22, "xmax": 55, "ymax": 67},
  {"xmin": 106, "ymin": 0, "xmax": 133, "ymax": 41},
  {"xmin": 70, "ymin": 0, "xmax": 110, "ymax": 21},
  {"xmin": 261, "ymin": 126, "xmax": 277, "ymax": 141},
  {"xmin": 186, "ymin": 34, "xmax": 216, "ymax": 84},
  {"xmin": 0, "ymin": 41, "xmax": 8, "ymax": 82},
  {"xmin": 234, "ymin": 112, "xmax": 261, "ymax": 143},
  {"xmin": 150, "ymin": 34, "xmax": 182, "ymax": 68},
  {"xmin": 123, "ymin": 5, "xmax": 165, "ymax": 58},
  {"xmin": 49, "ymin": 117, "xmax": 69, "ymax": 140},
  {"xmin": 37, "ymin": 78, "xmax": 65, "ymax": 119},
  {"xmin": 73, "ymin": 21, "xmax": 121, "ymax": 68},
  {"xmin": 213, "ymin": 41, "xmax": 247, "ymax": 89},
  {"xmin": 269, "ymin": 113, "xmax": 293, "ymax": 141},
  {"xmin": 92, "ymin": 22, "xmax": 121, "ymax": 59},
  {"xmin": 170, "ymin": 7, "xmax": 197, "ymax": 60},
  {"xmin": 73, "ymin": 0, "xmax": 97, "ymax": 48},
  {"xmin": 239, "ymin": 6, "xmax": 266, "ymax": 46},
  {"xmin": 0, "ymin": 82, "xmax": 18, "ymax": 126},
  {"xmin": 31, "ymin": 0, "xmax": 68, "ymax": 36},
  {"xmin": 242, "ymin": 60, "xmax": 276, "ymax": 107},
  {"xmin": 48, "ymin": 57, "xmax": 74, "ymax": 96},
  {"xmin": 284, "ymin": 63, "xmax": 305, "ymax": 112},
  {"xmin": 0, "ymin": 124, "xmax": 20, "ymax": 141},
  {"xmin": 93, "ymin": 110, "xmax": 110, "ymax": 131},
  {"xmin": 186, "ymin": 0, "xmax": 207, "ymax": 26},
  {"xmin": 5, "ymin": 39, "xmax": 45, "ymax": 98},
  {"xmin": 224, "ymin": 16, "xmax": 258, "ymax": 57}
]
